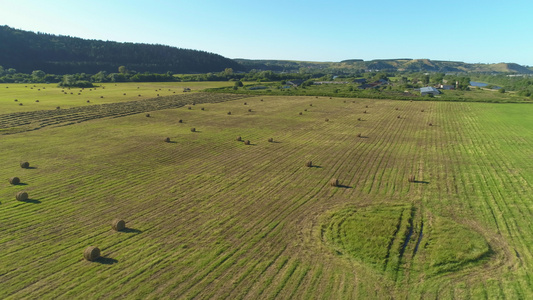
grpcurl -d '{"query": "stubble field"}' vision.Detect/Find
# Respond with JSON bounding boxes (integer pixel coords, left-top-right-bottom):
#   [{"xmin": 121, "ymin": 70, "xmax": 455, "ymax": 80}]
[{"xmin": 1, "ymin": 83, "xmax": 533, "ymax": 299}]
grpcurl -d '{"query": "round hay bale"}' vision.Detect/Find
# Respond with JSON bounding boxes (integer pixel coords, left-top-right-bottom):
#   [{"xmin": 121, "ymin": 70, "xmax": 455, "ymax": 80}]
[
  {"xmin": 260, "ymin": 99, "xmax": 263, "ymax": 101},
  {"xmin": 305, "ymin": 161, "xmax": 313, "ymax": 167},
  {"xmin": 365, "ymin": 105, "xmax": 368, "ymax": 108},
  {"xmin": 145, "ymin": 113, "xmax": 150, "ymax": 117},
  {"xmin": 299, "ymin": 112, "xmax": 303, "ymax": 115},
  {"xmin": 19, "ymin": 103, "xmax": 23, "ymax": 106},
  {"xmin": 421, "ymin": 109, "xmax": 425, "ymax": 112},
  {"xmin": 201, "ymin": 107, "xmax": 205, "ymax": 111},
  {"xmin": 248, "ymin": 109, "xmax": 252, "ymax": 112},
  {"xmin": 244, "ymin": 140, "xmax": 251, "ymax": 145},
  {"xmin": 56, "ymin": 106, "xmax": 60, "ymax": 109},
  {"xmin": 397, "ymin": 115, "xmax": 401, "ymax": 119},
  {"xmin": 329, "ymin": 178, "xmax": 339, "ymax": 187},
  {"xmin": 244, "ymin": 102, "xmax": 247, "ymax": 105},
  {"xmin": 178, "ymin": 119, "xmax": 183, "ymax": 123},
  {"xmin": 304, "ymin": 109, "xmax": 307, "ymax": 111},
  {"xmin": 188, "ymin": 106, "xmax": 192, "ymax": 110},
  {"xmin": 14, "ymin": 99, "xmax": 18, "ymax": 102},
  {"xmin": 357, "ymin": 133, "xmax": 362, "ymax": 138},
  {"xmin": 227, "ymin": 111, "xmax": 231, "ymax": 115},
  {"xmin": 35, "ymin": 100, "xmax": 39, "ymax": 102},
  {"xmin": 20, "ymin": 161, "xmax": 30, "ymax": 168},
  {"xmin": 123, "ymin": 93, "xmax": 126, "ymax": 95},
  {"xmin": 325, "ymin": 118, "xmax": 329, "ymax": 122},
  {"xmin": 86, "ymin": 100, "xmax": 90, "ymax": 103},
  {"xmin": 190, "ymin": 128, "xmax": 196, "ymax": 132},
  {"xmin": 395, "ymin": 108, "xmax": 399, "ymax": 110},
  {"xmin": 268, "ymin": 138, "xmax": 273, "ymax": 142},
  {"xmin": 164, "ymin": 137, "xmax": 170, "ymax": 143},
  {"xmin": 428, "ymin": 123, "xmax": 433, "ymax": 126},
  {"xmin": 357, "ymin": 118, "xmax": 362, "ymax": 121},
  {"xmin": 236, "ymin": 136, "xmax": 242, "ymax": 141},
  {"xmin": 111, "ymin": 219, "xmax": 126, "ymax": 231},
  {"xmin": 310, "ymin": 104, "xmax": 313, "ymax": 106},
  {"xmin": 408, "ymin": 175, "xmax": 416, "ymax": 183},
  {"xmin": 15, "ymin": 191, "xmax": 28, "ymax": 201},
  {"xmin": 9, "ymin": 177, "xmax": 20, "ymax": 185},
  {"xmin": 83, "ymin": 246, "xmax": 101, "ymax": 261}
]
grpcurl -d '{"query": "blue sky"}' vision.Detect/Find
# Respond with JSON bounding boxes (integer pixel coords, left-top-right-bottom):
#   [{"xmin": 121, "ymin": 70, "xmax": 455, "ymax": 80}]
[{"xmin": 1, "ymin": 0, "xmax": 532, "ymax": 66}]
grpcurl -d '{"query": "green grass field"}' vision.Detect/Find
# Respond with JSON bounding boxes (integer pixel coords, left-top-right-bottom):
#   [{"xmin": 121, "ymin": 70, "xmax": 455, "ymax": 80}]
[
  {"xmin": 1, "ymin": 83, "xmax": 533, "ymax": 298},
  {"xmin": 0, "ymin": 82, "xmax": 236, "ymax": 114}
]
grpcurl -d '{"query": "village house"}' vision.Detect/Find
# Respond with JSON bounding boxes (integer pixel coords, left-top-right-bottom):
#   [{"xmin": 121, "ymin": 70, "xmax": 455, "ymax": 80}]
[{"xmin": 420, "ymin": 86, "xmax": 440, "ymax": 96}]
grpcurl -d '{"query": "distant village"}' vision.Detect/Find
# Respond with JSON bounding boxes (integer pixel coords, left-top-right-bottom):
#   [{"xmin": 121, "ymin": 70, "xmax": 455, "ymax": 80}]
[{"xmin": 284, "ymin": 78, "xmax": 458, "ymax": 96}]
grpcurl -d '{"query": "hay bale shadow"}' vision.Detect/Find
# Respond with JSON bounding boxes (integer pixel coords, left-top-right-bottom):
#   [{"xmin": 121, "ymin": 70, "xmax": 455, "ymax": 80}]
[
  {"xmin": 13, "ymin": 182, "xmax": 29, "ymax": 186},
  {"xmin": 337, "ymin": 184, "xmax": 352, "ymax": 189},
  {"xmin": 166, "ymin": 141, "xmax": 178, "ymax": 144},
  {"xmin": 310, "ymin": 165, "xmax": 322, "ymax": 169},
  {"xmin": 95, "ymin": 257, "xmax": 118, "ymax": 265},
  {"xmin": 121, "ymin": 228, "xmax": 143, "ymax": 234},
  {"xmin": 22, "ymin": 198, "xmax": 41, "ymax": 204},
  {"xmin": 414, "ymin": 180, "xmax": 430, "ymax": 184},
  {"xmin": 25, "ymin": 167, "xmax": 38, "ymax": 169}
]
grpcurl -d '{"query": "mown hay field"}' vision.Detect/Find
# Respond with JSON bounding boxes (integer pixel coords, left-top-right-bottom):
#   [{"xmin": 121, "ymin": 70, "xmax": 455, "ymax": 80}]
[
  {"xmin": 1, "ymin": 90, "xmax": 533, "ymax": 299},
  {"xmin": 0, "ymin": 82, "xmax": 236, "ymax": 114}
]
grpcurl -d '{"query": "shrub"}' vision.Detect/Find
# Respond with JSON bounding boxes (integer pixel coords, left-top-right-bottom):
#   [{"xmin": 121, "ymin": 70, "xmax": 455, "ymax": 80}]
[{"xmin": 83, "ymin": 246, "xmax": 101, "ymax": 261}]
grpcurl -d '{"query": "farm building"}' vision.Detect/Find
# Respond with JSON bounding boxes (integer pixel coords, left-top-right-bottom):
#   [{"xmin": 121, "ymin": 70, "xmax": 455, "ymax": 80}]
[
  {"xmin": 420, "ymin": 86, "xmax": 440, "ymax": 96},
  {"xmin": 286, "ymin": 80, "xmax": 304, "ymax": 87}
]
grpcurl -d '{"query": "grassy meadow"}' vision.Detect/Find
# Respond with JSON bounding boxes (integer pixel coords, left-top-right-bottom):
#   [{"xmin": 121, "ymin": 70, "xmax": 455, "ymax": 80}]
[
  {"xmin": 0, "ymin": 82, "xmax": 235, "ymax": 114},
  {"xmin": 1, "ymin": 83, "xmax": 533, "ymax": 298}
]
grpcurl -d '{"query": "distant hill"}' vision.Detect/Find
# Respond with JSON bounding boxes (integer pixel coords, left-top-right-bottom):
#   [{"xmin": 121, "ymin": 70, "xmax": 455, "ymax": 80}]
[
  {"xmin": 237, "ymin": 58, "xmax": 533, "ymax": 74},
  {"xmin": 0, "ymin": 26, "xmax": 243, "ymax": 74}
]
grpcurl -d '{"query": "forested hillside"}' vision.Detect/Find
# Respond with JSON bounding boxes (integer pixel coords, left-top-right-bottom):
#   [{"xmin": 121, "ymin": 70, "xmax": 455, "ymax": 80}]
[{"xmin": 0, "ymin": 26, "xmax": 243, "ymax": 74}]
